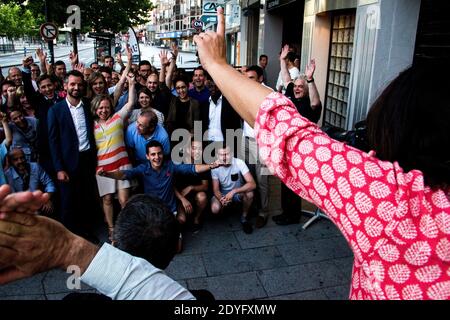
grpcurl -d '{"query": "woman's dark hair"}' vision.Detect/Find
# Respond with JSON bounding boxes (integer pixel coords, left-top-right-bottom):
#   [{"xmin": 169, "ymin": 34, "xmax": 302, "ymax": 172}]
[
  {"xmin": 137, "ymin": 87, "xmax": 154, "ymax": 108},
  {"xmin": 173, "ymin": 75, "xmax": 189, "ymax": 88},
  {"xmin": 366, "ymin": 59, "xmax": 450, "ymax": 189}
]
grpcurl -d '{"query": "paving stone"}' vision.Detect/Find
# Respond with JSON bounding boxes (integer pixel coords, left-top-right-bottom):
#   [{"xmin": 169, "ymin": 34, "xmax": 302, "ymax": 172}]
[
  {"xmin": 200, "ymin": 213, "xmax": 242, "ymax": 234},
  {"xmin": 0, "ymin": 272, "xmax": 45, "ymax": 297},
  {"xmin": 42, "ymin": 269, "xmax": 93, "ymax": 294},
  {"xmin": 296, "ymin": 219, "xmax": 342, "ymax": 241},
  {"xmin": 323, "ymin": 285, "xmax": 350, "ymax": 300},
  {"xmin": 257, "ymin": 261, "xmax": 348, "ymax": 297},
  {"xmin": 263, "ymin": 289, "xmax": 329, "ymax": 300},
  {"xmin": 333, "ymin": 257, "xmax": 354, "ymax": 279},
  {"xmin": 181, "ymin": 231, "xmax": 241, "ymax": 255},
  {"xmin": 203, "ymin": 246, "xmax": 288, "ymax": 277},
  {"xmin": 165, "ymin": 254, "xmax": 207, "ymax": 280},
  {"xmin": 187, "ymin": 272, "xmax": 267, "ymax": 300},
  {"xmin": 277, "ymin": 236, "xmax": 352, "ymax": 265},
  {"xmin": 235, "ymin": 225, "xmax": 300, "ymax": 249}
]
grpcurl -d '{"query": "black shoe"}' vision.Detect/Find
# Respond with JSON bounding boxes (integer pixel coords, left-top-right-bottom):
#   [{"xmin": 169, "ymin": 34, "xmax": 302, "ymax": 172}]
[
  {"xmin": 272, "ymin": 213, "xmax": 288, "ymax": 223},
  {"xmin": 275, "ymin": 215, "xmax": 300, "ymax": 226},
  {"xmin": 241, "ymin": 220, "xmax": 253, "ymax": 234}
]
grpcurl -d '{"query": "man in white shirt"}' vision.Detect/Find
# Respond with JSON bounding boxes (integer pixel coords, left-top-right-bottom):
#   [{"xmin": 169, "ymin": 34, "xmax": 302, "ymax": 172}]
[
  {"xmin": 211, "ymin": 145, "xmax": 256, "ymax": 234},
  {"xmin": 0, "ymin": 186, "xmax": 194, "ymax": 300},
  {"xmin": 275, "ymin": 51, "xmax": 300, "ymax": 93},
  {"xmin": 47, "ymin": 70, "xmax": 101, "ymax": 239}
]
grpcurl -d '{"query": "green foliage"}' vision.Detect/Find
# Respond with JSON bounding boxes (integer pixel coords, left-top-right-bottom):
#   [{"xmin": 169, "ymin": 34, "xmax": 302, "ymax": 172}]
[
  {"xmin": 5, "ymin": 0, "xmax": 155, "ymax": 33},
  {"xmin": 0, "ymin": 3, "xmax": 43, "ymax": 37}
]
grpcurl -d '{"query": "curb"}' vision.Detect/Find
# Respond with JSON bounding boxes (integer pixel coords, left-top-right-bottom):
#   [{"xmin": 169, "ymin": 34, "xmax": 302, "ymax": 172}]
[{"xmin": 0, "ymin": 46, "xmax": 93, "ymax": 69}]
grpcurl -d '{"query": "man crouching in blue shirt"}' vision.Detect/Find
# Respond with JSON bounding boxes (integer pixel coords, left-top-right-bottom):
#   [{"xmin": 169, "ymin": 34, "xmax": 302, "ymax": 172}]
[{"xmin": 98, "ymin": 140, "xmax": 221, "ymax": 252}]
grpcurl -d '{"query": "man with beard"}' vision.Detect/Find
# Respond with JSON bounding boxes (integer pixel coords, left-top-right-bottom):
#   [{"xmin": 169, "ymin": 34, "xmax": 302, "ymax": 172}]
[
  {"xmin": 4, "ymin": 148, "xmax": 55, "ymax": 215},
  {"xmin": 137, "ymin": 60, "xmax": 152, "ymax": 89},
  {"xmin": 188, "ymin": 66, "xmax": 210, "ymax": 105},
  {"xmin": 47, "ymin": 70, "xmax": 101, "ymax": 240}
]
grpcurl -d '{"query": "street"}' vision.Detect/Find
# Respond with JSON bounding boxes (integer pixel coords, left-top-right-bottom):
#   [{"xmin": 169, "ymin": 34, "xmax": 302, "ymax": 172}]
[{"xmin": 0, "ymin": 40, "xmax": 198, "ymax": 75}]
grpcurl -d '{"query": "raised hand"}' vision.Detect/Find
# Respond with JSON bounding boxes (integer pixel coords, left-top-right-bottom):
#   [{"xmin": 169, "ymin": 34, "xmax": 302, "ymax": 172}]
[
  {"xmin": 22, "ymin": 56, "xmax": 34, "ymax": 69},
  {"xmin": 305, "ymin": 59, "xmax": 316, "ymax": 80},
  {"xmin": 126, "ymin": 45, "xmax": 133, "ymax": 64},
  {"xmin": 170, "ymin": 42, "xmax": 179, "ymax": 59},
  {"xmin": 73, "ymin": 63, "xmax": 85, "ymax": 73},
  {"xmin": 280, "ymin": 44, "xmax": 289, "ymax": 61},
  {"xmin": 116, "ymin": 52, "xmax": 123, "ymax": 65},
  {"xmin": 159, "ymin": 49, "xmax": 169, "ymax": 66},
  {"xmin": 35, "ymin": 48, "xmax": 47, "ymax": 62},
  {"xmin": 193, "ymin": 6, "xmax": 226, "ymax": 72},
  {"xmin": 69, "ymin": 51, "xmax": 78, "ymax": 66}
]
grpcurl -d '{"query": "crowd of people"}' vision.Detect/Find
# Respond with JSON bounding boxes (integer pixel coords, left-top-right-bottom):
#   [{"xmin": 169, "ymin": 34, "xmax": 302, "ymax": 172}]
[
  {"xmin": 0, "ymin": 36, "xmax": 316, "ymax": 253},
  {"xmin": 0, "ymin": 7, "xmax": 448, "ymax": 300}
]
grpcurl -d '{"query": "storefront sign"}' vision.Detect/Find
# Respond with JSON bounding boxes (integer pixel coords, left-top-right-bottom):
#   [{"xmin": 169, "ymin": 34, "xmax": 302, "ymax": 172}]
[{"xmin": 266, "ymin": 0, "xmax": 296, "ymax": 11}]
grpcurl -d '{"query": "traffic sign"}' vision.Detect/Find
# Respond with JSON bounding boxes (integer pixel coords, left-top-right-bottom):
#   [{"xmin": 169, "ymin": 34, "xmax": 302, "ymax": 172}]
[
  {"xmin": 203, "ymin": 1, "xmax": 220, "ymax": 14},
  {"xmin": 192, "ymin": 19, "xmax": 203, "ymax": 31},
  {"xmin": 201, "ymin": 15, "xmax": 218, "ymax": 24},
  {"xmin": 40, "ymin": 23, "xmax": 59, "ymax": 41}
]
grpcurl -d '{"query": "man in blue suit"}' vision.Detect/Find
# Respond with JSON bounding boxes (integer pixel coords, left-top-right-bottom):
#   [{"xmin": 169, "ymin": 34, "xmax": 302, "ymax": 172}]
[{"xmin": 47, "ymin": 70, "xmax": 100, "ymax": 239}]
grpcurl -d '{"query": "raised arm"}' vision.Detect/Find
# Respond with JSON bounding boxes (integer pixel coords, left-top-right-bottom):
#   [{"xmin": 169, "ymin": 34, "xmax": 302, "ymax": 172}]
[
  {"xmin": 304, "ymin": 59, "xmax": 321, "ymax": 109},
  {"xmin": 193, "ymin": 7, "xmax": 271, "ymax": 127},
  {"xmin": 113, "ymin": 47, "xmax": 133, "ymax": 107},
  {"xmin": 97, "ymin": 169, "xmax": 127, "ymax": 180},
  {"xmin": 280, "ymin": 45, "xmax": 292, "ymax": 88},
  {"xmin": 36, "ymin": 49, "xmax": 50, "ymax": 75},
  {"xmin": 159, "ymin": 50, "xmax": 169, "ymax": 84},
  {"xmin": 165, "ymin": 44, "xmax": 178, "ymax": 89},
  {"xmin": 1, "ymin": 113, "xmax": 12, "ymax": 147}
]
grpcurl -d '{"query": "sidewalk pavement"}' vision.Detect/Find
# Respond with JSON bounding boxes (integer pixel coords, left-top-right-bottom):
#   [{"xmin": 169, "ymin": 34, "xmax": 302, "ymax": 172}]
[{"xmin": 0, "ymin": 177, "xmax": 353, "ymax": 300}]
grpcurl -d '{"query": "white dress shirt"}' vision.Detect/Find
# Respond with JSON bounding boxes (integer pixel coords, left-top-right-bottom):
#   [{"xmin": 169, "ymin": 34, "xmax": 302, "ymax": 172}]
[
  {"xmin": 66, "ymin": 98, "xmax": 90, "ymax": 152},
  {"xmin": 207, "ymin": 95, "xmax": 224, "ymax": 142},
  {"xmin": 81, "ymin": 243, "xmax": 195, "ymax": 300}
]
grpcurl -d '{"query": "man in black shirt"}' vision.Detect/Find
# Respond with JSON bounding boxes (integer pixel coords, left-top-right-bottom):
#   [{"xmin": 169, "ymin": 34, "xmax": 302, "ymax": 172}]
[{"xmin": 274, "ymin": 45, "xmax": 322, "ymax": 226}]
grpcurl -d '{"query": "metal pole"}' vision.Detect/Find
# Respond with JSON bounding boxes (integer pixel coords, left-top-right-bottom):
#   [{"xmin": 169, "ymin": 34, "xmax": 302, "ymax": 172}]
[
  {"xmin": 44, "ymin": 0, "xmax": 55, "ymax": 64},
  {"xmin": 71, "ymin": 28, "xmax": 78, "ymax": 65}
]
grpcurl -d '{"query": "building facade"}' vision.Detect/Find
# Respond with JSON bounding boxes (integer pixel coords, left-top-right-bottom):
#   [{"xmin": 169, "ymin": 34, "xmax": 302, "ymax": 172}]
[
  {"xmin": 239, "ymin": 0, "xmax": 449, "ymax": 130},
  {"xmin": 152, "ymin": 0, "xmax": 203, "ymax": 51}
]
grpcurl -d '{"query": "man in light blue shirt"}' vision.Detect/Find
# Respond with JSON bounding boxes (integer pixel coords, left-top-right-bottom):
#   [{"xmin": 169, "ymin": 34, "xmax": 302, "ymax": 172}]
[
  {"xmin": 125, "ymin": 109, "xmax": 170, "ymax": 165},
  {"xmin": 5, "ymin": 148, "xmax": 55, "ymax": 214}
]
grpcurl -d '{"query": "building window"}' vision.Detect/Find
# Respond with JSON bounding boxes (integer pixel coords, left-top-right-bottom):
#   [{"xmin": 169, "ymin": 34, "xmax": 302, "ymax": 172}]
[{"xmin": 324, "ymin": 12, "xmax": 355, "ymax": 129}]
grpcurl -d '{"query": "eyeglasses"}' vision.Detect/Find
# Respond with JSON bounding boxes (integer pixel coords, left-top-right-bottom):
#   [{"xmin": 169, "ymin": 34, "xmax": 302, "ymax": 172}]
[{"xmin": 175, "ymin": 86, "xmax": 187, "ymax": 90}]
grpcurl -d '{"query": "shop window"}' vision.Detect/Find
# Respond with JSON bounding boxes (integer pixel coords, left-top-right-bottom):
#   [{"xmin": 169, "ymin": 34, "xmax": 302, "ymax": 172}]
[{"xmin": 324, "ymin": 12, "xmax": 355, "ymax": 129}]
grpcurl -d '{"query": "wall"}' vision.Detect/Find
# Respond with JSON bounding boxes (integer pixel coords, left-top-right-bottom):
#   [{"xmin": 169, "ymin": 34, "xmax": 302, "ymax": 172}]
[
  {"xmin": 261, "ymin": 13, "xmax": 284, "ymax": 87},
  {"xmin": 301, "ymin": 0, "xmax": 421, "ymax": 129}
]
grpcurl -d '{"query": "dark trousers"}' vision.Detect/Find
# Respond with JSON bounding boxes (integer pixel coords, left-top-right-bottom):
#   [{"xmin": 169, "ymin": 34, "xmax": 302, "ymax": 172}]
[
  {"xmin": 281, "ymin": 183, "xmax": 302, "ymax": 218},
  {"xmin": 59, "ymin": 151, "xmax": 101, "ymax": 237}
]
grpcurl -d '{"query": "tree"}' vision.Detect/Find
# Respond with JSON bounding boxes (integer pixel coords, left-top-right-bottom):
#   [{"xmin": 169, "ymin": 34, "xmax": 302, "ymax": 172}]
[
  {"xmin": 6, "ymin": 0, "xmax": 155, "ymax": 33},
  {"xmin": 0, "ymin": 3, "xmax": 43, "ymax": 38}
]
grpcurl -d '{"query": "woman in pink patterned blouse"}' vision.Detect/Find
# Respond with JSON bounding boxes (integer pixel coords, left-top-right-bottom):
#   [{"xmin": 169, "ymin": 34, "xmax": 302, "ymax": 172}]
[{"xmin": 193, "ymin": 8, "xmax": 450, "ymax": 300}]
